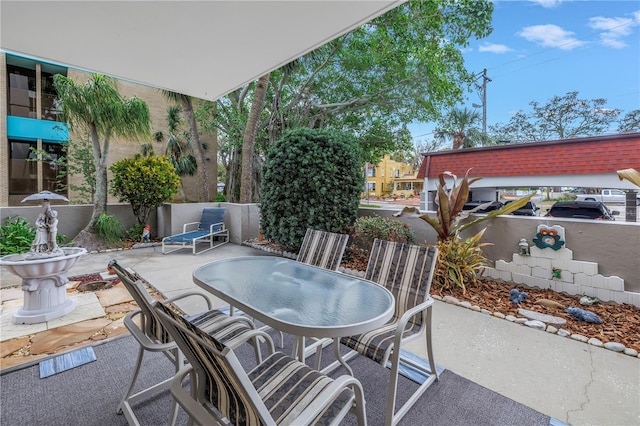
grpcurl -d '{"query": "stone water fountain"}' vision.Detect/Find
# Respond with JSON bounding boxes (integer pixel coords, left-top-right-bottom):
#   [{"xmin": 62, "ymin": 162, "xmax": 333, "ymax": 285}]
[{"xmin": 0, "ymin": 191, "xmax": 87, "ymax": 324}]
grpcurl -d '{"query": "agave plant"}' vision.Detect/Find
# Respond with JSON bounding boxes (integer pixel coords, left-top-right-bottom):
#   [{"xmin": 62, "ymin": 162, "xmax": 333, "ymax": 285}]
[{"xmin": 420, "ymin": 169, "xmax": 533, "ymax": 292}]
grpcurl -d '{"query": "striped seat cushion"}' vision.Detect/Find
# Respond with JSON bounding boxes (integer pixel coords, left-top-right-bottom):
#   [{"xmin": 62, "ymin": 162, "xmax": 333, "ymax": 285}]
[
  {"xmin": 155, "ymin": 303, "xmax": 356, "ymax": 426},
  {"xmin": 340, "ymin": 318, "xmax": 421, "ymax": 364},
  {"xmin": 297, "ymin": 229, "xmax": 349, "ymax": 271},
  {"xmin": 249, "ymin": 352, "xmax": 355, "ymax": 425}
]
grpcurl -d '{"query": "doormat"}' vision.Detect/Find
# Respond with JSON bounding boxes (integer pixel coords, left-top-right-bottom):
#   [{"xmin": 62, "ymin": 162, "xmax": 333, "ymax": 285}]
[{"xmin": 39, "ymin": 347, "xmax": 96, "ymax": 379}]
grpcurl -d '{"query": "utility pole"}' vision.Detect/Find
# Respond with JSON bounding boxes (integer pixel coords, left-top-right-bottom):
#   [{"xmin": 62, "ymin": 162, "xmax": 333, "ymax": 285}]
[
  {"xmin": 480, "ymin": 68, "xmax": 491, "ymax": 135},
  {"xmin": 473, "ymin": 69, "xmax": 492, "ymax": 136}
]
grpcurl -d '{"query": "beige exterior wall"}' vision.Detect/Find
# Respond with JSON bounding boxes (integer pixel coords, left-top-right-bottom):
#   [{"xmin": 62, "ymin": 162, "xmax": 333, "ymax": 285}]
[{"xmin": 2, "ymin": 60, "xmax": 219, "ymax": 207}]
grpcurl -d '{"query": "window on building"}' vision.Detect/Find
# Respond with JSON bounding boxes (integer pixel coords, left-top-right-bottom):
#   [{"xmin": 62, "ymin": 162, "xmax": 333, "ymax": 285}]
[
  {"xmin": 9, "ymin": 140, "xmax": 66, "ymax": 195},
  {"xmin": 7, "ymin": 65, "xmax": 36, "ymax": 118},
  {"xmin": 366, "ymin": 182, "xmax": 376, "ymax": 191},
  {"xmin": 395, "ymin": 169, "xmax": 400, "ymax": 177},
  {"xmin": 41, "ymin": 71, "xmax": 61, "ymax": 121},
  {"xmin": 366, "ymin": 167, "xmax": 376, "ymax": 177}
]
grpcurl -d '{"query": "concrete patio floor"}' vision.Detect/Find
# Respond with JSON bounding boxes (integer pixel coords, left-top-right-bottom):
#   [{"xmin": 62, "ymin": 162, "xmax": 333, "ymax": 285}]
[{"xmin": 1, "ymin": 243, "xmax": 638, "ymax": 425}]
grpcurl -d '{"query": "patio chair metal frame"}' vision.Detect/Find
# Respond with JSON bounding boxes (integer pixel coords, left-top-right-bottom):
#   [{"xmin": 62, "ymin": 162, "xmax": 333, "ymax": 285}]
[
  {"xmin": 154, "ymin": 301, "xmax": 367, "ymax": 426},
  {"xmin": 338, "ymin": 239, "xmax": 439, "ymax": 426},
  {"xmin": 161, "ymin": 207, "xmax": 229, "ymax": 255},
  {"xmin": 108, "ymin": 259, "xmax": 271, "ymax": 426}
]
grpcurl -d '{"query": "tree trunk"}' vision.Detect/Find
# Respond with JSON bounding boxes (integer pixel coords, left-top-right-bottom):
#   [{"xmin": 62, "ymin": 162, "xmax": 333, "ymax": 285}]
[
  {"xmin": 240, "ymin": 74, "xmax": 270, "ymax": 204},
  {"xmin": 182, "ymin": 97, "xmax": 210, "ymax": 202},
  {"xmin": 72, "ymin": 126, "xmax": 108, "ymax": 252}
]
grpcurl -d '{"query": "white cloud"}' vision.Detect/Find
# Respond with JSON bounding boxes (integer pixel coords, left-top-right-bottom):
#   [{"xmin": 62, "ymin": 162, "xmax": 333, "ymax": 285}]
[
  {"xmin": 517, "ymin": 24, "xmax": 584, "ymax": 50},
  {"xmin": 589, "ymin": 15, "xmax": 637, "ymax": 49},
  {"xmin": 478, "ymin": 43, "xmax": 513, "ymax": 53},
  {"xmin": 528, "ymin": 0, "xmax": 565, "ymax": 9}
]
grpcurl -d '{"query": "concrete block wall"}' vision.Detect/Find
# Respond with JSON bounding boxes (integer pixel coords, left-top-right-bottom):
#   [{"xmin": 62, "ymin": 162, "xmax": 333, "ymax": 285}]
[{"xmin": 485, "ymin": 245, "xmax": 639, "ymax": 308}]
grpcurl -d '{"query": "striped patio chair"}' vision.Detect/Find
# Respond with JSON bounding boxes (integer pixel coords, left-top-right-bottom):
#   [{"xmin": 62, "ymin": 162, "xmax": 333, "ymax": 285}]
[
  {"xmin": 340, "ymin": 239, "xmax": 439, "ymax": 426},
  {"xmin": 297, "ymin": 228, "xmax": 349, "ymax": 271},
  {"xmin": 161, "ymin": 207, "xmax": 229, "ymax": 255},
  {"xmin": 154, "ymin": 301, "xmax": 368, "ymax": 426},
  {"xmin": 108, "ymin": 260, "xmax": 273, "ymax": 426}
]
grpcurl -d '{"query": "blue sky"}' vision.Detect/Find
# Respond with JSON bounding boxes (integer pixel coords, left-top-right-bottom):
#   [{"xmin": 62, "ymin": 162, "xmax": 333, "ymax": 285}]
[{"xmin": 410, "ymin": 0, "xmax": 640, "ymax": 143}]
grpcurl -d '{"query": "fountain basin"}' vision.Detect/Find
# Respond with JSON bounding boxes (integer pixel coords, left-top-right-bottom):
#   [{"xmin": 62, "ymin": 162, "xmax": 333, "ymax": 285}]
[{"xmin": 1, "ymin": 247, "xmax": 87, "ymax": 324}]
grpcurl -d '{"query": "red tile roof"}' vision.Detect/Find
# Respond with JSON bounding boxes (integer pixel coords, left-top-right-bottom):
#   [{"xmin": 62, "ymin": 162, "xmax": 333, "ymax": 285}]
[{"xmin": 417, "ymin": 133, "xmax": 640, "ymax": 179}]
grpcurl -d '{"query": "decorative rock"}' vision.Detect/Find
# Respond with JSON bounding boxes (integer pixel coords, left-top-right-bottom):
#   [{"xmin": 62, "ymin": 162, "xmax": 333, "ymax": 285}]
[
  {"xmin": 458, "ymin": 301, "xmax": 472, "ymax": 309},
  {"xmin": 558, "ymin": 329, "xmax": 571, "ymax": 337},
  {"xmin": 471, "ymin": 305, "xmax": 481, "ymax": 312},
  {"xmin": 587, "ymin": 337, "xmax": 603, "ymax": 347},
  {"xmin": 570, "ymin": 334, "xmax": 589, "ymax": 342},
  {"xmin": 566, "ymin": 307, "xmax": 603, "ymax": 324},
  {"xmin": 518, "ymin": 308, "xmax": 567, "ymax": 325},
  {"xmin": 480, "ymin": 309, "xmax": 492, "ymax": 315},
  {"xmin": 624, "ymin": 348, "xmax": 638, "ymax": 357},
  {"xmin": 431, "ymin": 295, "xmax": 443, "ymax": 301},
  {"xmin": 579, "ymin": 295, "xmax": 600, "ymax": 306},
  {"xmin": 509, "ymin": 288, "xmax": 528, "ymax": 304},
  {"xmin": 443, "ymin": 295, "xmax": 460, "ymax": 305},
  {"xmin": 546, "ymin": 325, "xmax": 558, "ymax": 334},
  {"xmin": 524, "ymin": 320, "xmax": 546, "ymax": 330},
  {"xmin": 603, "ymin": 342, "xmax": 625, "ymax": 352},
  {"xmin": 493, "ymin": 312, "xmax": 506, "ymax": 319},
  {"xmin": 514, "ymin": 318, "xmax": 528, "ymax": 324},
  {"xmin": 505, "ymin": 315, "xmax": 517, "ymax": 322},
  {"xmin": 536, "ymin": 298, "xmax": 565, "ymax": 309}
]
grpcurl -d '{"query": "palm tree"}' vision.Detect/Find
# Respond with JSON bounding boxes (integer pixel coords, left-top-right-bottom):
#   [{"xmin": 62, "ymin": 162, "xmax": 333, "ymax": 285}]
[
  {"xmin": 153, "ymin": 106, "xmax": 197, "ymax": 201},
  {"xmin": 53, "ymin": 74, "xmax": 150, "ymax": 251},
  {"xmin": 162, "ymin": 91, "xmax": 210, "ymax": 201},
  {"xmin": 435, "ymin": 107, "xmax": 486, "ymax": 150}
]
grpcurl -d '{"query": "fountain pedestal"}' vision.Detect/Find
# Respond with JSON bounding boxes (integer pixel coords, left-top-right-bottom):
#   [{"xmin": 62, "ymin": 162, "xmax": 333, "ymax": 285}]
[{"xmin": 1, "ymin": 247, "xmax": 87, "ymax": 324}]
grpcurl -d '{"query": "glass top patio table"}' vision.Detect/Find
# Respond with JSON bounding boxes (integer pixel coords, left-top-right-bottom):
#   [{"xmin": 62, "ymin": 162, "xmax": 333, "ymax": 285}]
[{"xmin": 192, "ymin": 256, "xmax": 394, "ymax": 339}]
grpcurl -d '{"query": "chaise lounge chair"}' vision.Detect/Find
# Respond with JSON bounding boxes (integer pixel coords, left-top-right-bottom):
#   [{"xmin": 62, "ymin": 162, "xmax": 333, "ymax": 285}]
[{"xmin": 161, "ymin": 207, "xmax": 229, "ymax": 255}]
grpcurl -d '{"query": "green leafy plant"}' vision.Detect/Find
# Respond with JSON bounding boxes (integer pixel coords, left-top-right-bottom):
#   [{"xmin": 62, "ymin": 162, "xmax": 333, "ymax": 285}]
[
  {"xmin": 214, "ymin": 193, "xmax": 226, "ymax": 202},
  {"xmin": 0, "ymin": 216, "xmax": 36, "ymax": 255},
  {"xmin": 125, "ymin": 223, "xmax": 146, "ymax": 242},
  {"xmin": 110, "ymin": 155, "xmax": 180, "ymax": 225},
  {"xmin": 420, "ymin": 169, "xmax": 532, "ymax": 292},
  {"xmin": 260, "ymin": 128, "xmax": 363, "ymax": 250},
  {"xmin": 93, "ymin": 213, "xmax": 123, "ymax": 246},
  {"xmin": 344, "ymin": 215, "xmax": 416, "ymax": 267}
]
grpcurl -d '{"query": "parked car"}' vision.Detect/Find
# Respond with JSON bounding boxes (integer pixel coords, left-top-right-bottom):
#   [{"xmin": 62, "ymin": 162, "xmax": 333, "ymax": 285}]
[
  {"xmin": 545, "ymin": 201, "xmax": 618, "ymax": 221},
  {"xmin": 504, "ymin": 200, "xmax": 540, "ymax": 216},
  {"xmin": 462, "ymin": 201, "xmax": 504, "ymax": 214},
  {"xmin": 575, "ymin": 189, "xmax": 640, "ymax": 205}
]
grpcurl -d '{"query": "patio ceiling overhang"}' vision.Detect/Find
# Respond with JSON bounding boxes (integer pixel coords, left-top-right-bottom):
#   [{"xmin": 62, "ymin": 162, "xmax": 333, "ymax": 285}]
[{"xmin": 0, "ymin": 1, "xmax": 404, "ymax": 101}]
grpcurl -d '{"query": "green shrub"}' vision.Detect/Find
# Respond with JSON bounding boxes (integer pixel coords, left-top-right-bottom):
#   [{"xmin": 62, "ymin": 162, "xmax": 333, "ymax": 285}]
[
  {"xmin": 0, "ymin": 216, "xmax": 36, "ymax": 255},
  {"xmin": 351, "ymin": 216, "xmax": 415, "ymax": 252},
  {"xmin": 214, "ymin": 193, "xmax": 226, "ymax": 202},
  {"xmin": 125, "ymin": 223, "xmax": 146, "ymax": 242},
  {"xmin": 110, "ymin": 155, "xmax": 180, "ymax": 225},
  {"xmin": 94, "ymin": 213, "xmax": 123, "ymax": 246},
  {"xmin": 260, "ymin": 128, "xmax": 363, "ymax": 250}
]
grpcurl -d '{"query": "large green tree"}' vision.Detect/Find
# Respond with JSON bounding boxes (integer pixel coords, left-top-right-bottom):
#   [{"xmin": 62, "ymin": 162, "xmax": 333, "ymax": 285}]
[
  {"xmin": 53, "ymin": 74, "xmax": 150, "ymax": 250},
  {"xmin": 200, "ymin": 0, "xmax": 493, "ymax": 201},
  {"xmin": 489, "ymin": 91, "xmax": 621, "ymax": 143}
]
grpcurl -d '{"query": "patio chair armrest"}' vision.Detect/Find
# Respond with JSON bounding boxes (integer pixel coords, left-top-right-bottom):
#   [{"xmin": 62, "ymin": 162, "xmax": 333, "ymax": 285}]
[
  {"xmin": 163, "ymin": 291, "xmax": 213, "ymax": 310},
  {"xmin": 394, "ymin": 297, "xmax": 435, "ymax": 336},
  {"xmin": 172, "ymin": 365, "xmax": 223, "ymax": 425},
  {"xmin": 208, "ymin": 222, "xmax": 226, "ymax": 233},
  {"xmin": 294, "ymin": 374, "xmax": 365, "ymax": 425},
  {"xmin": 123, "ymin": 310, "xmax": 177, "ymax": 352},
  {"xmin": 225, "ymin": 329, "xmax": 276, "ymax": 356},
  {"xmin": 182, "ymin": 222, "xmax": 199, "ymax": 233}
]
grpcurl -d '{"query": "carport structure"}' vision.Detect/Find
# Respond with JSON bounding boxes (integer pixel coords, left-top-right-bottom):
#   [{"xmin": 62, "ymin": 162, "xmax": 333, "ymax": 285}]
[{"xmin": 417, "ymin": 132, "xmax": 640, "ymax": 210}]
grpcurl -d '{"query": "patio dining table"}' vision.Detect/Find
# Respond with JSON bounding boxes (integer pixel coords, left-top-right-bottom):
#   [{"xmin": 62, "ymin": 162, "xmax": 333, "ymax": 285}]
[{"xmin": 192, "ymin": 256, "xmax": 394, "ymax": 373}]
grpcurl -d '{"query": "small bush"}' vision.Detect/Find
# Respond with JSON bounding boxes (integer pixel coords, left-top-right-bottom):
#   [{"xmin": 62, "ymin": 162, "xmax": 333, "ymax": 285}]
[
  {"xmin": 125, "ymin": 223, "xmax": 146, "ymax": 242},
  {"xmin": 214, "ymin": 193, "xmax": 226, "ymax": 202},
  {"xmin": 343, "ymin": 216, "xmax": 415, "ymax": 267},
  {"xmin": 0, "ymin": 216, "xmax": 36, "ymax": 255},
  {"xmin": 94, "ymin": 213, "xmax": 123, "ymax": 246}
]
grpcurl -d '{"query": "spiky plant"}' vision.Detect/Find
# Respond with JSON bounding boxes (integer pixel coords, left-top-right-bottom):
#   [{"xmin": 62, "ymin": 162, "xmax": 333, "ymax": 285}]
[{"xmin": 420, "ymin": 169, "xmax": 532, "ymax": 292}]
